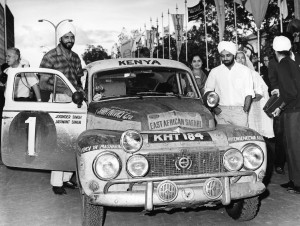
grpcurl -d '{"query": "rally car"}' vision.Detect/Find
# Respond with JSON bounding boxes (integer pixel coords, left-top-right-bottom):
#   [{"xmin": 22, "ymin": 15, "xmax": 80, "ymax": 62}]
[{"xmin": 1, "ymin": 58, "xmax": 266, "ymax": 226}]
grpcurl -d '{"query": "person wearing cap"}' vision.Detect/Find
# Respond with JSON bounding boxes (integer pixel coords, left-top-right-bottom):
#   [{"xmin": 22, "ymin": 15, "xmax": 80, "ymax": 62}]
[
  {"xmin": 272, "ymin": 36, "xmax": 300, "ymax": 194},
  {"xmin": 39, "ymin": 22, "xmax": 83, "ymax": 195},
  {"xmin": 204, "ymin": 41, "xmax": 254, "ymax": 127}
]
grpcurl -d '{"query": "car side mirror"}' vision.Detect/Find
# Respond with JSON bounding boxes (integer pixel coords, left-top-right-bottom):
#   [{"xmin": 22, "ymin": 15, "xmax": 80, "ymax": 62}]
[{"xmin": 72, "ymin": 91, "xmax": 84, "ymax": 108}]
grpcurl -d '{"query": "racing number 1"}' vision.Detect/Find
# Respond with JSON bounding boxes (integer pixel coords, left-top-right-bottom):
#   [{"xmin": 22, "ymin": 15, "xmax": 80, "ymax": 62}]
[{"xmin": 25, "ymin": 117, "xmax": 36, "ymax": 156}]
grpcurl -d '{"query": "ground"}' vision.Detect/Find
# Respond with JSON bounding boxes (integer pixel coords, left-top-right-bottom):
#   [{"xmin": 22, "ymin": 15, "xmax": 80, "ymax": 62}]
[{"xmin": 0, "ymin": 165, "xmax": 300, "ymax": 226}]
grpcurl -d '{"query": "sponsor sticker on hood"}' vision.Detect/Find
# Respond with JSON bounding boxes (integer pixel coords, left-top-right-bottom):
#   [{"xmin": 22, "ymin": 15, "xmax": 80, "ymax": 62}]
[{"xmin": 147, "ymin": 110, "xmax": 203, "ymax": 130}]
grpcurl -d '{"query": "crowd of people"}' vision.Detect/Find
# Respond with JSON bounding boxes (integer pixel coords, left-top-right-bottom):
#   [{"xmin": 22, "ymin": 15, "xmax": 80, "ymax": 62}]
[{"xmin": 0, "ymin": 22, "xmax": 299, "ymax": 195}]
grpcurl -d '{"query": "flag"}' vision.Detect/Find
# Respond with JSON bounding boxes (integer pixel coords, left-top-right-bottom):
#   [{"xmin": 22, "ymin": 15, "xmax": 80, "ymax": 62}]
[
  {"xmin": 171, "ymin": 14, "xmax": 184, "ymax": 60},
  {"xmin": 234, "ymin": 0, "xmax": 269, "ymax": 29},
  {"xmin": 234, "ymin": 0, "xmax": 252, "ymax": 14},
  {"xmin": 187, "ymin": 1, "xmax": 203, "ymax": 22},
  {"xmin": 214, "ymin": 0, "xmax": 225, "ymax": 41},
  {"xmin": 131, "ymin": 35, "xmax": 142, "ymax": 52},
  {"xmin": 278, "ymin": 0, "xmax": 288, "ymax": 19},
  {"xmin": 164, "ymin": 26, "xmax": 169, "ymax": 35}
]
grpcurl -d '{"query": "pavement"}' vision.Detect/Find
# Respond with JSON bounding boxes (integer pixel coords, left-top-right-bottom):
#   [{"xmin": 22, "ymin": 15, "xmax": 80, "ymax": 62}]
[{"xmin": 0, "ymin": 164, "xmax": 300, "ymax": 226}]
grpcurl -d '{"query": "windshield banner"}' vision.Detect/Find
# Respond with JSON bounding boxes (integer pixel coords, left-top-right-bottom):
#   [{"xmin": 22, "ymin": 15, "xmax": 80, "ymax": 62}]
[{"xmin": 147, "ymin": 110, "xmax": 203, "ymax": 130}]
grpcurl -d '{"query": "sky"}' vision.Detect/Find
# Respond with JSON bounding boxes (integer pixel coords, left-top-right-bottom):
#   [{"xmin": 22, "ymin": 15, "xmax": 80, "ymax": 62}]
[{"xmin": 3, "ymin": 0, "xmax": 200, "ymax": 67}]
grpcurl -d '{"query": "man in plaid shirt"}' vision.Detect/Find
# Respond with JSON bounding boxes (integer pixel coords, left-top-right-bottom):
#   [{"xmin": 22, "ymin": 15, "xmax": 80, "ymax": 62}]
[{"xmin": 39, "ymin": 22, "xmax": 83, "ymax": 194}]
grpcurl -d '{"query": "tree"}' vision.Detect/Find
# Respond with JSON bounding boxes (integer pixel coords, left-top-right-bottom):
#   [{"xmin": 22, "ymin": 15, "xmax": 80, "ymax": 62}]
[{"xmin": 82, "ymin": 45, "xmax": 110, "ymax": 65}]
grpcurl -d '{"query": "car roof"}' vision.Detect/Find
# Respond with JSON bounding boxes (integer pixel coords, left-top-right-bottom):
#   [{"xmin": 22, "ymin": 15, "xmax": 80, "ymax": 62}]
[{"xmin": 85, "ymin": 58, "xmax": 192, "ymax": 75}]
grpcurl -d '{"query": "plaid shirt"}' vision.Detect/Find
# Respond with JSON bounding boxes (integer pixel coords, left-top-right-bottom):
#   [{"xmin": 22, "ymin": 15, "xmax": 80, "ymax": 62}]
[{"xmin": 39, "ymin": 44, "xmax": 83, "ymax": 88}]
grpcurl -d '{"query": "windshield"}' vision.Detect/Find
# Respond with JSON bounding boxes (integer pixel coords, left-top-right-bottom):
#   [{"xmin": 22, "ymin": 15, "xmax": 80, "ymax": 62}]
[{"xmin": 92, "ymin": 67, "xmax": 199, "ymax": 101}]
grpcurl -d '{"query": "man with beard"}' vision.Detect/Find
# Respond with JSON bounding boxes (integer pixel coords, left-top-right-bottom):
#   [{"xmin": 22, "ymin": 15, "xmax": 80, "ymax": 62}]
[
  {"xmin": 204, "ymin": 41, "xmax": 254, "ymax": 127},
  {"xmin": 40, "ymin": 22, "xmax": 83, "ymax": 102},
  {"xmin": 39, "ymin": 22, "xmax": 83, "ymax": 195}
]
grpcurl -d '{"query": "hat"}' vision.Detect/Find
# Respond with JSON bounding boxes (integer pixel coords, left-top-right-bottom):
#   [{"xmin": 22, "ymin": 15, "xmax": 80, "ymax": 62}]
[
  {"xmin": 57, "ymin": 22, "xmax": 76, "ymax": 40},
  {"xmin": 217, "ymin": 41, "xmax": 237, "ymax": 55},
  {"xmin": 273, "ymin": 36, "xmax": 291, "ymax": 51}
]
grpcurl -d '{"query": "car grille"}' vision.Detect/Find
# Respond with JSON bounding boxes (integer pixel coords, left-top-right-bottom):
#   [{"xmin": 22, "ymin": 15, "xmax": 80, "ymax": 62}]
[{"xmin": 145, "ymin": 149, "xmax": 225, "ymax": 177}]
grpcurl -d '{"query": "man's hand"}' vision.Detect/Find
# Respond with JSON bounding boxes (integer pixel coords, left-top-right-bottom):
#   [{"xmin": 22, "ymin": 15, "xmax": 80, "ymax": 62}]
[
  {"xmin": 272, "ymin": 107, "xmax": 281, "ymax": 117},
  {"xmin": 213, "ymin": 106, "xmax": 222, "ymax": 115},
  {"xmin": 243, "ymin": 95, "xmax": 253, "ymax": 113},
  {"xmin": 271, "ymin": 89, "xmax": 280, "ymax": 97},
  {"xmin": 253, "ymin": 94, "xmax": 263, "ymax": 101}
]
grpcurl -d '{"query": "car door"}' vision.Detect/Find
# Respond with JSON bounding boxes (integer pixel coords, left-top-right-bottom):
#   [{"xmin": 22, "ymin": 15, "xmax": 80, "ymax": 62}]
[{"xmin": 1, "ymin": 68, "xmax": 87, "ymax": 171}]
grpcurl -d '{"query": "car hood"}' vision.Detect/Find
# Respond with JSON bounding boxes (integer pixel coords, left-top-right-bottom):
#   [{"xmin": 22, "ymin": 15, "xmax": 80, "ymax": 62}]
[{"xmin": 87, "ymin": 97, "xmax": 215, "ymax": 132}]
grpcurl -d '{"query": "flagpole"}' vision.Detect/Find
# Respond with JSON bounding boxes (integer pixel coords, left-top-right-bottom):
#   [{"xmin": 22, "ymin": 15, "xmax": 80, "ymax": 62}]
[
  {"xmin": 168, "ymin": 9, "xmax": 171, "ymax": 59},
  {"xmin": 204, "ymin": 0, "xmax": 209, "ymax": 70},
  {"xmin": 185, "ymin": 0, "xmax": 188, "ymax": 62},
  {"xmin": 234, "ymin": 0, "xmax": 238, "ymax": 45},
  {"xmin": 162, "ymin": 13, "xmax": 164, "ymax": 59},
  {"xmin": 156, "ymin": 18, "xmax": 159, "ymax": 59},
  {"xmin": 176, "ymin": 4, "xmax": 179, "ymax": 61},
  {"xmin": 279, "ymin": 10, "xmax": 283, "ymax": 32}
]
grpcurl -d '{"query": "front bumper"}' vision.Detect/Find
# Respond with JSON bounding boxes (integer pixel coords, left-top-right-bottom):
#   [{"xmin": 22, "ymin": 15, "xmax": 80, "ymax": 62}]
[{"xmin": 87, "ymin": 171, "xmax": 266, "ymax": 210}]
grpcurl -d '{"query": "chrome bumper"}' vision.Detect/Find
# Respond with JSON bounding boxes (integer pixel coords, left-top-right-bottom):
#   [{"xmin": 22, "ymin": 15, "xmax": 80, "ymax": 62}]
[{"xmin": 89, "ymin": 171, "xmax": 265, "ymax": 210}]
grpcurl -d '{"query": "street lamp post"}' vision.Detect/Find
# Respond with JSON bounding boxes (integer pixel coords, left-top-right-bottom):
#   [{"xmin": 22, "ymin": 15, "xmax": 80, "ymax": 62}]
[{"xmin": 38, "ymin": 19, "xmax": 73, "ymax": 46}]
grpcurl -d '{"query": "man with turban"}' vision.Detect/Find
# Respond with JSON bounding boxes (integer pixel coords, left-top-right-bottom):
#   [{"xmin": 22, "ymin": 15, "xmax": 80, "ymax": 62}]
[
  {"xmin": 39, "ymin": 22, "xmax": 83, "ymax": 194},
  {"xmin": 204, "ymin": 41, "xmax": 254, "ymax": 127}
]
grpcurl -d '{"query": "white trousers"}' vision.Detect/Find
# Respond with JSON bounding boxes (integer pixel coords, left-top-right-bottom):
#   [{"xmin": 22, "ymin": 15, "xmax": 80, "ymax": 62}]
[{"xmin": 50, "ymin": 171, "xmax": 73, "ymax": 187}]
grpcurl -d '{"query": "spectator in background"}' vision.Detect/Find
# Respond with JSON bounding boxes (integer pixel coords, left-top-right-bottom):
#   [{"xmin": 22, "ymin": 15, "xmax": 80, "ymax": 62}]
[
  {"xmin": 260, "ymin": 55, "xmax": 271, "ymax": 95},
  {"xmin": 272, "ymin": 36, "xmax": 300, "ymax": 194},
  {"xmin": 40, "ymin": 22, "xmax": 83, "ymax": 195},
  {"xmin": 204, "ymin": 41, "xmax": 254, "ymax": 127},
  {"xmin": 190, "ymin": 54, "xmax": 207, "ymax": 96},
  {"xmin": 5, "ymin": 48, "xmax": 41, "ymax": 102}
]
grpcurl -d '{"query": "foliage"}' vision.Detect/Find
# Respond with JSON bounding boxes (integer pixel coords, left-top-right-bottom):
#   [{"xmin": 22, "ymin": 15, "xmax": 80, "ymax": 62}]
[{"xmin": 82, "ymin": 45, "xmax": 110, "ymax": 65}]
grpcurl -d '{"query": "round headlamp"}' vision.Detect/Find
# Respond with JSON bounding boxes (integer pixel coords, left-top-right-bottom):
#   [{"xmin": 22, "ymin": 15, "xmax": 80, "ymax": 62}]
[
  {"xmin": 93, "ymin": 152, "xmax": 121, "ymax": 180},
  {"xmin": 242, "ymin": 144, "xmax": 264, "ymax": 170},
  {"xmin": 126, "ymin": 154, "xmax": 149, "ymax": 177},
  {"xmin": 206, "ymin": 92, "xmax": 219, "ymax": 108},
  {"xmin": 120, "ymin": 130, "xmax": 143, "ymax": 153},
  {"xmin": 223, "ymin": 148, "xmax": 243, "ymax": 171}
]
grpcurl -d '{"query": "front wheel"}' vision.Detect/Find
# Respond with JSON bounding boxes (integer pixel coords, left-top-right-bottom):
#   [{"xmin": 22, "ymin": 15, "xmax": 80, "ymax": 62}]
[
  {"xmin": 225, "ymin": 196, "xmax": 260, "ymax": 221},
  {"xmin": 81, "ymin": 194, "xmax": 105, "ymax": 226}
]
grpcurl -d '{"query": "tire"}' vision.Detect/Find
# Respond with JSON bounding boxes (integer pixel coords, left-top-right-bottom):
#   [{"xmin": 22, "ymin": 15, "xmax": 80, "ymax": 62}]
[
  {"xmin": 225, "ymin": 196, "xmax": 260, "ymax": 221},
  {"xmin": 81, "ymin": 194, "xmax": 105, "ymax": 226}
]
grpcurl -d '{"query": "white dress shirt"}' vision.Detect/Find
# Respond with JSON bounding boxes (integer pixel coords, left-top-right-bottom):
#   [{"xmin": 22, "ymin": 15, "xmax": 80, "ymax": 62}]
[{"xmin": 205, "ymin": 62, "xmax": 255, "ymax": 106}]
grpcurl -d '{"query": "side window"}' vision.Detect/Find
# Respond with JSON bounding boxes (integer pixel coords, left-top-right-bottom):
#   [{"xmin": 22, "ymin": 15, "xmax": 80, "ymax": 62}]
[
  {"xmin": 39, "ymin": 73, "xmax": 72, "ymax": 103},
  {"xmin": 14, "ymin": 72, "xmax": 72, "ymax": 103},
  {"xmin": 13, "ymin": 72, "xmax": 40, "ymax": 102}
]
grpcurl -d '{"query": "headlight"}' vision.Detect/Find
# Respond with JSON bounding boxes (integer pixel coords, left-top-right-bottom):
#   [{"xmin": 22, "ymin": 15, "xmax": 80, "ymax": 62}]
[
  {"xmin": 242, "ymin": 144, "xmax": 264, "ymax": 170},
  {"xmin": 120, "ymin": 130, "xmax": 143, "ymax": 153},
  {"xmin": 126, "ymin": 154, "xmax": 149, "ymax": 177},
  {"xmin": 206, "ymin": 92, "xmax": 219, "ymax": 108},
  {"xmin": 93, "ymin": 152, "xmax": 121, "ymax": 180},
  {"xmin": 223, "ymin": 148, "xmax": 243, "ymax": 171}
]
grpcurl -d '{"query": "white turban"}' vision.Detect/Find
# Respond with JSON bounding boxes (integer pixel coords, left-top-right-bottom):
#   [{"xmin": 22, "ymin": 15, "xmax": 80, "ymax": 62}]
[
  {"xmin": 57, "ymin": 22, "xmax": 76, "ymax": 40},
  {"xmin": 273, "ymin": 36, "xmax": 291, "ymax": 51},
  {"xmin": 217, "ymin": 41, "xmax": 237, "ymax": 55}
]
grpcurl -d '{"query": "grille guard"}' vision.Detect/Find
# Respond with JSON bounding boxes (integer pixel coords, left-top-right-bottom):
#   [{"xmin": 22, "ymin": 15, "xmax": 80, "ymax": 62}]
[{"xmin": 103, "ymin": 171, "xmax": 256, "ymax": 194}]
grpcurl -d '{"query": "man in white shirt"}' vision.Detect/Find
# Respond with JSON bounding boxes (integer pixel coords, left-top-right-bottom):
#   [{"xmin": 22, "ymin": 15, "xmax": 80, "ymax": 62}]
[{"xmin": 204, "ymin": 41, "xmax": 254, "ymax": 127}]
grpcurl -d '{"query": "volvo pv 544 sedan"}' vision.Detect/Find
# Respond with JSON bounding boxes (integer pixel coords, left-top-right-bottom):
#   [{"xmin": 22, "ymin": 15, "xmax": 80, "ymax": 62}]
[{"xmin": 1, "ymin": 58, "xmax": 266, "ymax": 225}]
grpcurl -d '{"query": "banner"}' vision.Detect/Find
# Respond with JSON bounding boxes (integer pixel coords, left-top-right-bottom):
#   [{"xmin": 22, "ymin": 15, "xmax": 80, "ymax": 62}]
[
  {"xmin": 234, "ymin": 0, "xmax": 269, "ymax": 29},
  {"xmin": 278, "ymin": 0, "xmax": 288, "ymax": 19},
  {"xmin": 171, "ymin": 14, "xmax": 184, "ymax": 60},
  {"xmin": 164, "ymin": 26, "xmax": 169, "ymax": 35},
  {"xmin": 187, "ymin": 1, "xmax": 203, "ymax": 22},
  {"xmin": 146, "ymin": 29, "xmax": 156, "ymax": 58},
  {"xmin": 214, "ymin": 0, "xmax": 225, "ymax": 41}
]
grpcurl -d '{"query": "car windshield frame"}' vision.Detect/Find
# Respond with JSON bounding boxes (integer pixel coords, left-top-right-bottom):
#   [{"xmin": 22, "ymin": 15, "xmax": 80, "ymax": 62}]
[{"xmin": 91, "ymin": 66, "xmax": 201, "ymax": 101}]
